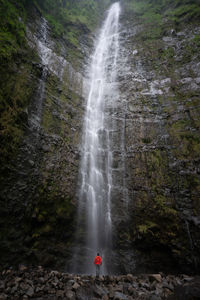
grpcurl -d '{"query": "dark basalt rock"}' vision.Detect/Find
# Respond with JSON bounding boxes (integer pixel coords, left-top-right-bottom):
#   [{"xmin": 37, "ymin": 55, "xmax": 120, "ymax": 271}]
[
  {"xmin": 110, "ymin": 4, "xmax": 200, "ymax": 274},
  {"xmin": 167, "ymin": 276, "xmax": 200, "ymax": 300},
  {"xmin": 0, "ymin": 0, "xmax": 200, "ymax": 276},
  {"xmin": 0, "ymin": 267, "xmax": 198, "ymax": 300}
]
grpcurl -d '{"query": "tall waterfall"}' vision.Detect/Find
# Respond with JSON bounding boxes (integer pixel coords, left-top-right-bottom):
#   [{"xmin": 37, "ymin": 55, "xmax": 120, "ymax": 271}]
[{"xmin": 74, "ymin": 2, "xmax": 121, "ymax": 275}]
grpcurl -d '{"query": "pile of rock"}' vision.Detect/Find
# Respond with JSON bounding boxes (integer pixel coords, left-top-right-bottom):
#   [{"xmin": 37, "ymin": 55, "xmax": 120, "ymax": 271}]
[{"xmin": 0, "ymin": 266, "xmax": 199, "ymax": 300}]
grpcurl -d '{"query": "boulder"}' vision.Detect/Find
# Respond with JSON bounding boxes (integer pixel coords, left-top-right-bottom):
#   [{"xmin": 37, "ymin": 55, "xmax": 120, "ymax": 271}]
[
  {"xmin": 93, "ymin": 285, "xmax": 107, "ymax": 297},
  {"xmin": 150, "ymin": 295, "xmax": 162, "ymax": 300},
  {"xmin": 19, "ymin": 265, "xmax": 27, "ymax": 272},
  {"xmin": 168, "ymin": 277, "xmax": 200, "ymax": 300},
  {"xmin": 114, "ymin": 292, "xmax": 128, "ymax": 300},
  {"xmin": 126, "ymin": 274, "xmax": 134, "ymax": 282},
  {"xmin": 72, "ymin": 282, "xmax": 80, "ymax": 290},
  {"xmin": 149, "ymin": 274, "xmax": 162, "ymax": 283},
  {"xmin": 65, "ymin": 290, "xmax": 75, "ymax": 299},
  {"xmin": 26, "ymin": 286, "xmax": 34, "ymax": 297},
  {"xmin": 114, "ymin": 285, "xmax": 123, "ymax": 292},
  {"xmin": 56, "ymin": 290, "xmax": 65, "ymax": 297}
]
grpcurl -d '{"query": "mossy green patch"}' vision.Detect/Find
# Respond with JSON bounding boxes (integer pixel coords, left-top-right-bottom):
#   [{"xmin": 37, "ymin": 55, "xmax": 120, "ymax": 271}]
[
  {"xmin": 169, "ymin": 118, "xmax": 200, "ymax": 159},
  {"xmin": 0, "ymin": 0, "xmax": 27, "ymax": 62},
  {"xmin": 166, "ymin": 4, "xmax": 200, "ymax": 23},
  {"xmin": 0, "ymin": 60, "xmax": 39, "ymax": 173},
  {"xmin": 142, "ymin": 137, "xmax": 151, "ymax": 144},
  {"xmin": 124, "ymin": 0, "xmax": 200, "ymax": 45},
  {"xmin": 138, "ymin": 221, "xmax": 158, "ymax": 234}
]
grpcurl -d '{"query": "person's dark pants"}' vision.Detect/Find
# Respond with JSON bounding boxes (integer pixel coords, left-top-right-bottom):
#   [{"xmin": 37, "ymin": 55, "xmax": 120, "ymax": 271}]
[{"xmin": 96, "ymin": 264, "xmax": 100, "ymax": 277}]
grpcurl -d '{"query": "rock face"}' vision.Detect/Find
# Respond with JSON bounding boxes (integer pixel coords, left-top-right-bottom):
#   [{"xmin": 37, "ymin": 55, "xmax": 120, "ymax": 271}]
[
  {"xmin": 110, "ymin": 3, "xmax": 200, "ymax": 274},
  {"xmin": 0, "ymin": 4, "xmax": 90, "ymax": 270},
  {"xmin": 0, "ymin": 266, "xmax": 199, "ymax": 300}
]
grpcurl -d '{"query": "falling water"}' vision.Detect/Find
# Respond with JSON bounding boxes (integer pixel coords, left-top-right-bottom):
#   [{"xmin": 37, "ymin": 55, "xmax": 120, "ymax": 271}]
[
  {"xmin": 74, "ymin": 2, "xmax": 121, "ymax": 274},
  {"xmin": 28, "ymin": 17, "xmax": 67, "ymax": 132},
  {"xmin": 28, "ymin": 17, "xmax": 49, "ymax": 132}
]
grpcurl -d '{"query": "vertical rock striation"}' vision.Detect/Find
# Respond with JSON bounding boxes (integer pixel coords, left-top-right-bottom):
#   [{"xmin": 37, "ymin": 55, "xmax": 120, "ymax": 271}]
[
  {"xmin": 0, "ymin": 4, "xmax": 89, "ymax": 270},
  {"xmin": 110, "ymin": 2, "xmax": 200, "ymax": 274}
]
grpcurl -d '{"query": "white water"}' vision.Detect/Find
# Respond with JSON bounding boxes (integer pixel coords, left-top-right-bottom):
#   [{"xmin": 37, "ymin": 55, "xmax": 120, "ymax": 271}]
[
  {"xmin": 74, "ymin": 2, "xmax": 121, "ymax": 274},
  {"xmin": 37, "ymin": 18, "xmax": 67, "ymax": 79},
  {"xmin": 28, "ymin": 17, "xmax": 67, "ymax": 132},
  {"xmin": 28, "ymin": 17, "xmax": 49, "ymax": 132}
]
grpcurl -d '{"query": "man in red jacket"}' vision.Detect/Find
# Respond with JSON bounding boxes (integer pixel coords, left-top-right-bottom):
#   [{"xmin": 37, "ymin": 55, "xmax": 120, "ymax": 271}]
[{"xmin": 94, "ymin": 253, "xmax": 102, "ymax": 277}]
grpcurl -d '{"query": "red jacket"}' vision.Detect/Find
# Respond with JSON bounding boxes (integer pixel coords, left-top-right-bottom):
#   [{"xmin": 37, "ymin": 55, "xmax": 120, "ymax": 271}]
[{"xmin": 94, "ymin": 256, "xmax": 102, "ymax": 265}]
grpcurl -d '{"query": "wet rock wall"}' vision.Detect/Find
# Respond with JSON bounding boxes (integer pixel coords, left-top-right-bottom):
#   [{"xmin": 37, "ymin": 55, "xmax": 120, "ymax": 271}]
[
  {"xmin": 0, "ymin": 6, "xmax": 90, "ymax": 270},
  {"xmin": 111, "ymin": 6, "xmax": 200, "ymax": 274}
]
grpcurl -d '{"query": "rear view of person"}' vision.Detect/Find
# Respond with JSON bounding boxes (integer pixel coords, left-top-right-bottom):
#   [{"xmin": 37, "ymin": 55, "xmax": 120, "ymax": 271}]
[{"xmin": 94, "ymin": 253, "xmax": 102, "ymax": 277}]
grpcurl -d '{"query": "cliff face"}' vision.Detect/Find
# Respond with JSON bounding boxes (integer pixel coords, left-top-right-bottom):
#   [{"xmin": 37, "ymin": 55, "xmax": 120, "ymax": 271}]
[
  {"xmin": 111, "ymin": 0, "xmax": 200, "ymax": 274},
  {"xmin": 0, "ymin": 0, "xmax": 200, "ymax": 274},
  {"xmin": 0, "ymin": 0, "xmax": 101, "ymax": 269}
]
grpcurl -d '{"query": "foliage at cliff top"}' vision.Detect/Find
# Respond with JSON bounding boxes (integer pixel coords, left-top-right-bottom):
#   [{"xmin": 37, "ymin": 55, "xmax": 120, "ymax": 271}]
[
  {"xmin": 0, "ymin": 0, "xmax": 111, "ymax": 61},
  {"xmin": 122, "ymin": 0, "xmax": 200, "ymax": 41},
  {"xmin": 32, "ymin": 0, "xmax": 111, "ymax": 45},
  {"xmin": 123, "ymin": 0, "xmax": 200, "ymax": 26}
]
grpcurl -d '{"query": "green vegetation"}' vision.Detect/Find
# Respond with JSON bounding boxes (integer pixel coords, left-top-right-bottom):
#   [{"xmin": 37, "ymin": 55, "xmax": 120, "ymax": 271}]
[
  {"xmin": 131, "ymin": 190, "xmax": 185, "ymax": 260},
  {"xmin": 0, "ymin": 0, "xmax": 34, "ymax": 170},
  {"xmin": 0, "ymin": 0, "xmax": 27, "ymax": 62},
  {"xmin": 123, "ymin": 0, "xmax": 200, "ymax": 41},
  {"xmin": 142, "ymin": 137, "xmax": 151, "ymax": 144},
  {"xmin": 124, "ymin": 0, "xmax": 200, "ymax": 23},
  {"xmin": 166, "ymin": 3, "xmax": 200, "ymax": 23},
  {"xmin": 33, "ymin": 0, "xmax": 111, "ymax": 47},
  {"xmin": 193, "ymin": 34, "xmax": 200, "ymax": 47},
  {"xmin": 0, "ymin": 57, "xmax": 40, "ymax": 174},
  {"xmin": 0, "ymin": 0, "xmax": 111, "ymax": 171},
  {"xmin": 138, "ymin": 221, "xmax": 158, "ymax": 234},
  {"xmin": 0, "ymin": 0, "xmax": 112, "ymax": 269}
]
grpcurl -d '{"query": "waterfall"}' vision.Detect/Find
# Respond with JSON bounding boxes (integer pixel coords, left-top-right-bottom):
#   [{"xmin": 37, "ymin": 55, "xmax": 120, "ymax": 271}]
[
  {"xmin": 28, "ymin": 17, "xmax": 49, "ymax": 132},
  {"xmin": 28, "ymin": 17, "xmax": 67, "ymax": 132},
  {"xmin": 73, "ymin": 2, "xmax": 121, "ymax": 275}
]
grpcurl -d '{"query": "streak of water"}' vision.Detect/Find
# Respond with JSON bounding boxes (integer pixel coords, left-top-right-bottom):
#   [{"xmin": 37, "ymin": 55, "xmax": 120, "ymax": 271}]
[
  {"xmin": 28, "ymin": 17, "xmax": 48, "ymax": 133},
  {"xmin": 74, "ymin": 2, "xmax": 121, "ymax": 274}
]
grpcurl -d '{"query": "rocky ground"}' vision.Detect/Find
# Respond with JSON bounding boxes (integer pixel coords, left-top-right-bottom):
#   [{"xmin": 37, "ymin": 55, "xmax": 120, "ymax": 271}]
[
  {"xmin": 0, "ymin": 0, "xmax": 200, "ymax": 276},
  {"xmin": 0, "ymin": 266, "xmax": 200, "ymax": 300}
]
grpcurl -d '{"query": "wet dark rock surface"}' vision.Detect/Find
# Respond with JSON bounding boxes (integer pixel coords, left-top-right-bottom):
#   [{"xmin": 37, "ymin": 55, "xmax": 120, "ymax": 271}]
[
  {"xmin": 0, "ymin": 267, "xmax": 200, "ymax": 300},
  {"xmin": 0, "ymin": 5, "xmax": 88, "ymax": 271},
  {"xmin": 110, "ymin": 5, "xmax": 200, "ymax": 274}
]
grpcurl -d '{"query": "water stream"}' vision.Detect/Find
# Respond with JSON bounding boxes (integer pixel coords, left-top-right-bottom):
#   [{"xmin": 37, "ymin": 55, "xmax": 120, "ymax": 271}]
[
  {"xmin": 28, "ymin": 17, "xmax": 49, "ymax": 133},
  {"xmin": 74, "ymin": 2, "xmax": 121, "ymax": 274},
  {"xmin": 28, "ymin": 17, "xmax": 67, "ymax": 133}
]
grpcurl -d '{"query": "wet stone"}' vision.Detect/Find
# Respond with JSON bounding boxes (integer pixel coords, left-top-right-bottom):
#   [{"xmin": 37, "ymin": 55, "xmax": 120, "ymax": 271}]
[
  {"xmin": 56, "ymin": 290, "xmax": 65, "ymax": 297},
  {"xmin": 72, "ymin": 282, "xmax": 80, "ymax": 290},
  {"xmin": 65, "ymin": 290, "xmax": 75, "ymax": 299},
  {"xmin": 114, "ymin": 291, "xmax": 128, "ymax": 300},
  {"xmin": 126, "ymin": 274, "xmax": 134, "ymax": 282},
  {"xmin": 149, "ymin": 274, "xmax": 162, "ymax": 283},
  {"xmin": 0, "ymin": 268, "xmax": 196, "ymax": 300}
]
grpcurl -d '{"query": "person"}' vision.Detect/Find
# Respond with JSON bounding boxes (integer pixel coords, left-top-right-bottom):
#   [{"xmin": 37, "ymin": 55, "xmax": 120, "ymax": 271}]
[{"xmin": 94, "ymin": 253, "xmax": 102, "ymax": 277}]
